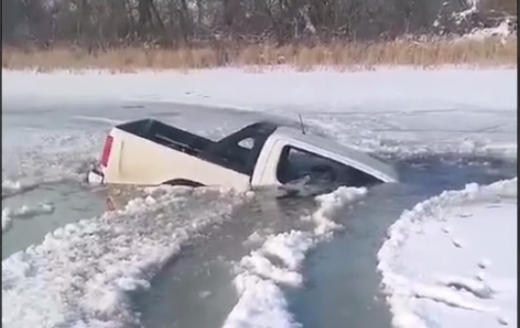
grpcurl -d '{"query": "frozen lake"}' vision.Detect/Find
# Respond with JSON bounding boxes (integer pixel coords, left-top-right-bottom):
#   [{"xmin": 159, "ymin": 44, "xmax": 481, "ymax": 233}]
[{"xmin": 2, "ymin": 68, "xmax": 517, "ymax": 328}]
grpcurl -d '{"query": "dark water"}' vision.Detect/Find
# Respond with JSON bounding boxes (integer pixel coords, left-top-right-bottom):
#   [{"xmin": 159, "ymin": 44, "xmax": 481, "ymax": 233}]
[
  {"xmin": 135, "ymin": 154, "xmax": 517, "ymax": 328},
  {"xmin": 134, "ymin": 191, "xmax": 319, "ymax": 328}
]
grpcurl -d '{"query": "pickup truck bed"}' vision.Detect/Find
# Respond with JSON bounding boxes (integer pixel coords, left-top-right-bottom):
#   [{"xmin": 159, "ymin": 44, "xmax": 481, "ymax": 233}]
[
  {"xmin": 118, "ymin": 119, "xmax": 213, "ymax": 157},
  {"xmin": 117, "ymin": 119, "xmax": 278, "ymax": 175}
]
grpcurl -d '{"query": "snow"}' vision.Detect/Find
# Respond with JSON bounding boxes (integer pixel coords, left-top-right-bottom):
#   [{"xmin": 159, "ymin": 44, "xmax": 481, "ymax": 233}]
[
  {"xmin": 3, "ymin": 69, "xmax": 516, "ymax": 113},
  {"xmin": 2, "ymin": 203, "xmax": 54, "ymax": 232},
  {"xmin": 3, "ymin": 68, "xmax": 516, "ymax": 159},
  {"xmin": 222, "ymin": 186, "xmax": 367, "ymax": 328},
  {"xmin": 2, "ymin": 187, "xmax": 245, "ymax": 328},
  {"xmin": 378, "ymin": 178, "xmax": 517, "ymax": 328},
  {"xmin": 2, "ymin": 180, "xmax": 39, "ymax": 199},
  {"xmin": 463, "ymin": 20, "xmax": 515, "ymax": 41}
]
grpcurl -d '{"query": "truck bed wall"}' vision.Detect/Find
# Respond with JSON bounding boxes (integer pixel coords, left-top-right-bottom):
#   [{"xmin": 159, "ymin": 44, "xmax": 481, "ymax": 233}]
[
  {"xmin": 117, "ymin": 119, "xmax": 214, "ymax": 156},
  {"xmin": 104, "ymin": 128, "xmax": 251, "ymax": 189}
]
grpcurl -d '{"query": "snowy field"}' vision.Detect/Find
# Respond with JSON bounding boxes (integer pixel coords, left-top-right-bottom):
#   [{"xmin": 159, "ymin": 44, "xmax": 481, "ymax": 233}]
[
  {"xmin": 2, "ymin": 67, "xmax": 517, "ymax": 328},
  {"xmin": 378, "ymin": 178, "xmax": 517, "ymax": 328}
]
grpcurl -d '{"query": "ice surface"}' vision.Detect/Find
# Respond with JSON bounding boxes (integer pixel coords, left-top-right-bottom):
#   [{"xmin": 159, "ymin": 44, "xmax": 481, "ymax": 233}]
[
  {"xmin": 3, "ymin": 69, "xmax": 516, "ymax": 112},
  {"xmin": 1, "ymin": 127, "xmax": 104, "ymax": 202},
  {"xmin": 3, "ymin": 68, "xmax": 516, "ymax": 160},
  {"xmin": 2, "ymin": 187, "xmax": 246, "ymax": 328},
  {"xmin": 378, "ymin": 178, "xmax": 517, "ymax": 328},
  {"xmin": 222, "ymin": 187, "xmax": 367, "ymax": 328}
]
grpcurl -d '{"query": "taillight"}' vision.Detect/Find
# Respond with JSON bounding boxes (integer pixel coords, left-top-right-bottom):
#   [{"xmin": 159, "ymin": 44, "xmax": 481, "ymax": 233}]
[{"xmin": 101, "ymin": 135, "xmax": 114, "ymax": 167}]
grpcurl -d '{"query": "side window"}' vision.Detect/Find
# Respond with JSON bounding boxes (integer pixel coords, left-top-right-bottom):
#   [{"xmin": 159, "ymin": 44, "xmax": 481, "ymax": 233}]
[
  {"xmin": 237, "ymin": 137, "xmax": 255, "ymax": 150},
  {"xmin": 276, "ymin": 146, "xmax": 380, "ymax": 187},
  {"xmin": 277, "ymin": 147, "xmax": 338, "ymax": 184}
]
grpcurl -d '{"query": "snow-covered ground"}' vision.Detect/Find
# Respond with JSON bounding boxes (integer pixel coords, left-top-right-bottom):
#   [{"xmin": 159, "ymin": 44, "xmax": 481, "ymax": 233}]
[
  {"xmin": 2, "ymin": 67, "xmax": 517, "ymax": 328},
  {"xmin": 378, "ymin": 178, "xmax": 517, "ymax": 328},
  {"xmin": 4, "ymin": 68, "xmax": 515, "ymax": 113}
]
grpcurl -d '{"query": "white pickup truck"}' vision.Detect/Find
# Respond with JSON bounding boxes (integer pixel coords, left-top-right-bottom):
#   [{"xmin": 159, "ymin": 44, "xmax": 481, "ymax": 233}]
[{"xmin": 87, "ymin": 119, "xmax": 398, "ymax": 191}]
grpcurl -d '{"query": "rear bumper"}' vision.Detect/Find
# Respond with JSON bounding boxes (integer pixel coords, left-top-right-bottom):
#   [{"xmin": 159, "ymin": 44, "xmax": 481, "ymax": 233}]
[{"xmin": 86, "ymin": 167, "xmax": 105, "ymax": 185}]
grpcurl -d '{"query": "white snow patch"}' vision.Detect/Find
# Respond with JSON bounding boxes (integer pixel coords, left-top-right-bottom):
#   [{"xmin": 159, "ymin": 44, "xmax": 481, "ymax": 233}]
[
  {"xmin": 2, "ymin": 188, "xmax": 246, "ymax": 328},
  {"xmin": 2, "ymin": 180, "xmax": 39, "ymax": 198},
  {"xmin": 2, "ymin": 210, "xmax": 13, "ymax": 232},
  {"xmin": 310, "ymin": 186, "xmax": 367, "ymax": 235},
  {"xmin": 224, "ymin": 274, "xmax": 302, "ymax": 328},
  {"xmin": 222, "ymin": 186, "xmax": 367, "ymax": 328},
  {"xmin": 3, "ymin": 69, "xmax": 516, "ymax": 113},
  {"xmin": 463, "ymin": 20, "xmax": 515, "ymax": 42},
  {"xmin": 378, "ymin": 178, "xmax": 517, "ymax": 328},
  {"xmin": 2, "ymin": 203, "xmax": 55, "ymax": 233},
  {"xmin": 261, "ymin": 231, "xmax": 315, "ymax": 271},
  {"xmin": 3, "ymin": 203, "xmax": 54, "ymax": 220}
]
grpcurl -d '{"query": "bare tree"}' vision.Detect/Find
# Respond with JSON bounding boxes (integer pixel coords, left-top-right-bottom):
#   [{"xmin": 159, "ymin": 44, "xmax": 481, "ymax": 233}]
[{"xmin": 2, "ymin": 0, "xmax": 516, "ymax": 48}]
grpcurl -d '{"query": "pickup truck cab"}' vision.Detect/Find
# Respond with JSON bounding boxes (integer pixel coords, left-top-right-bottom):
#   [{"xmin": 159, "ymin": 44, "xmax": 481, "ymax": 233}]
[{"xmin": 87, "ymin": 118, "xmax": 398, "ymax": 191}]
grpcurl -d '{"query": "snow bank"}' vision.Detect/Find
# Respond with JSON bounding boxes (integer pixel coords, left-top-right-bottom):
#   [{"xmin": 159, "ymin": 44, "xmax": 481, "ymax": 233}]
[
  {"xmin": 378, "ymin": 178, "xmax": 517, "ymax": 328},
  {"xmin": 2, "ymin": 187, "xmax": 246, "ymax": 328},
  {"xmin": 222, "ymin": 186, "xmax": 367, "ymax": 328}
]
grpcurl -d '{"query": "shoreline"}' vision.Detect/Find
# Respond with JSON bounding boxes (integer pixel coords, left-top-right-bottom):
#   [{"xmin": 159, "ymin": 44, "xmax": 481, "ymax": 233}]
[
  {"xmin": 3, "ymin": 37, "xmax": 516, "ymax": 72},
  {"xmin": 2, "ymin": 63, "xmax": 517, "ymax": 75}
]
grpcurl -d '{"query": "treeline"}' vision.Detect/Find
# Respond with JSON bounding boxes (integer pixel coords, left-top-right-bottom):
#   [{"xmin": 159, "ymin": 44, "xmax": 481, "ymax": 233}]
[{"xmin": 2, "ymin": 0, "xmax": 517, "ymax": 49}]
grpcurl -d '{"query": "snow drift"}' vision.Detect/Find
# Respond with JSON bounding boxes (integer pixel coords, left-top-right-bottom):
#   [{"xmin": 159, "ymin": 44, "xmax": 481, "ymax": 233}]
[{"xmin": 378, "ymin": 178, "xmax": 517, "ymax": 328}]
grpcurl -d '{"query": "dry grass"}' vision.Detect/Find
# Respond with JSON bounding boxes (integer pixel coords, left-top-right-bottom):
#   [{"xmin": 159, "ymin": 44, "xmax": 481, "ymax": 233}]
[{"xmin": 2, "ymin": 37, "xmax": 517, "ymax": 72}]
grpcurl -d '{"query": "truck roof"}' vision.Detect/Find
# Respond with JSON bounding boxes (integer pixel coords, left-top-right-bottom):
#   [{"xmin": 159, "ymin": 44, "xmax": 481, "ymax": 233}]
[{"xmin": 271, "ymin": 125, "xmax": 399, "ymax": 182}]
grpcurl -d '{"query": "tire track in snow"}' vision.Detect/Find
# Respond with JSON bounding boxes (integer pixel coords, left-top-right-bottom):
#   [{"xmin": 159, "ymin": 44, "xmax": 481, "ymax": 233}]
[
  {"xmin": 2, "ymin": 186, "xmax": 249, "ymax": 328},
  {"xmin": 222, "ymin": 186, "xmax": 367, "ymax": 328}
]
